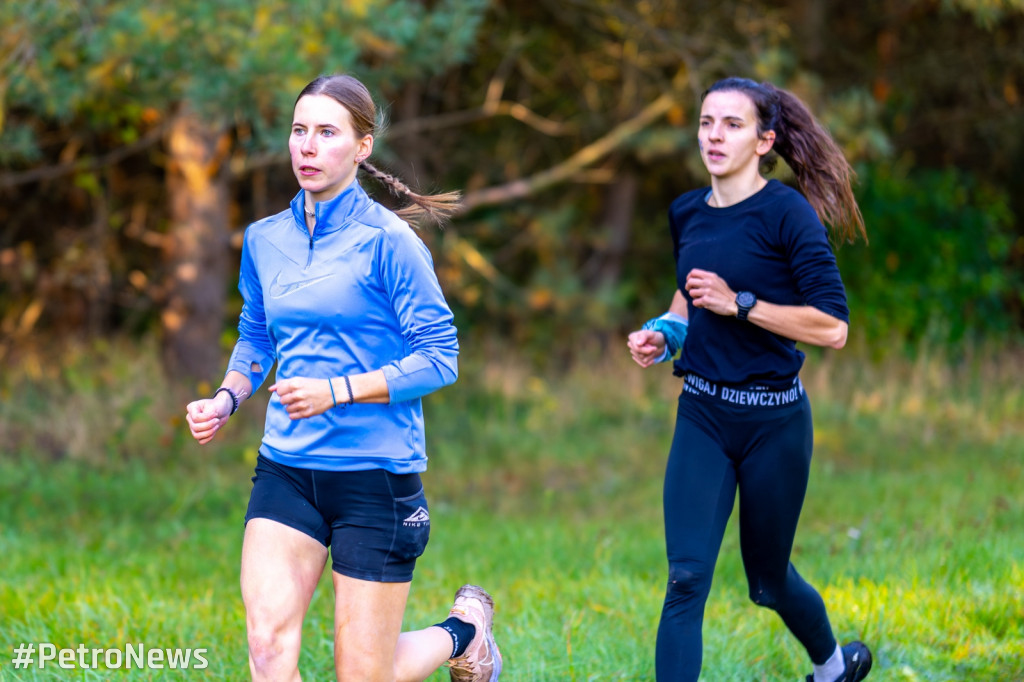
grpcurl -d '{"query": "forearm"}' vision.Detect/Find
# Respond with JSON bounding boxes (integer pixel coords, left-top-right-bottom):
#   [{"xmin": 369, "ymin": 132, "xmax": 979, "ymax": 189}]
[
  {"xmin": 220, "ymin": 370, "xmax": 253, "ymax": 399},
  {"xmin": 668, "ymin": 289, "xmax": 689, "ymax": 319},
  {"xmin": 745, "ymin": 301, "xmax": 848, "ymax": 349},
  {"xmin": 332, "ymin": 369, "xmax": 390, "ymax": 405},
  {"xmin": 213, "ymin": 370, "xmax": 254, "ymax": 415}
]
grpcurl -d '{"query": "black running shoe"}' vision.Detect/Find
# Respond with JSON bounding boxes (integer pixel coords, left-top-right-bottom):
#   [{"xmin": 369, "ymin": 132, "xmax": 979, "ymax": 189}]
[{"xmin": 804, "ymin": 641, "xmax": 872, "ymax": 682}]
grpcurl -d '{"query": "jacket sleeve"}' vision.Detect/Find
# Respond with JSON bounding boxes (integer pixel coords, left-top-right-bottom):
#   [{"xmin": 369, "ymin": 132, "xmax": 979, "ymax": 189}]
[
  {"xmin": 780, "ymin": 201, "xmax": 850, "ymax": 324},
  {"xmin": 225, "ymin": 228, "xmax": 276, "ymax": 389},
  {"xmin": 376, "ymin": 226, "xmax": 459, "ymax": 403}
]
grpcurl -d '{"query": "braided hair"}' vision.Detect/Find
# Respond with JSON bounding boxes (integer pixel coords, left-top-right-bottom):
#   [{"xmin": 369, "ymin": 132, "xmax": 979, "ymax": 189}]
[
  {"xmin": 702, "ymin": 77, "xmax": 867, "ymax": 244},
  {"xmin": 297, "ymin": 75, "xmax": 461, "ymax": 227}
]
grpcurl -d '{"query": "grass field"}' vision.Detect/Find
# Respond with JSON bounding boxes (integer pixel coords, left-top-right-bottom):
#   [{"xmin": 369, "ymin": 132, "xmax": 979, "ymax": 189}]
[{"xmin": 1, "ymin": 339, "xmax": 1021, "ymax": 680}]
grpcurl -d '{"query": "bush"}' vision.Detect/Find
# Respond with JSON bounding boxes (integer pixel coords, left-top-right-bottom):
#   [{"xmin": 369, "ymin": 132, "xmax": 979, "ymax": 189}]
[{"xmin": 838, "ymin": 161, "xmax": 1021, "ymax": 352}]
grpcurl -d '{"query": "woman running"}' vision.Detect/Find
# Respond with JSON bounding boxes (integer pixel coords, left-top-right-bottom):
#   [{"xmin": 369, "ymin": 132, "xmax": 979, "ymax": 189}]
[
  {"xmin": 186, "ymin": 74, "xmax": 501, "ymax": 682},
  {"xmin": 628, "ymin": 76, "xmax": 872, "ymax": 682}
]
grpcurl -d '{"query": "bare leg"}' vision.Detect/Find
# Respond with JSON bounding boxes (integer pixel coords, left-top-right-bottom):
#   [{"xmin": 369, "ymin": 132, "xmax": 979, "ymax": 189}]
[
  {"xmin": 395, "ymin": 627, "xmax": 456, "ymax": 682},
  {"xmin": 241, "ymin": 518, "xmax": 328, "ymax": 681},
  {"xmin": 332, "ymin": 572, "xmax": 453, "ymax": 682}
]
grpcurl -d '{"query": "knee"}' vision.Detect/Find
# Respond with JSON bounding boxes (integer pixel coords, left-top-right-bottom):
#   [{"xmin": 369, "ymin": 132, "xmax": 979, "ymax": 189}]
[
  {"xmin": 748, "ymin": 585, "xmax": 779, "ymax": 609},
  {"xmin": 246, "ymin": 618, "xmax": 300, "ymax": 674},
  {"xmin": 335, "ymin": 641, "xmax": 392, "ymax": 682},
  {"xmin": 666, "ymin": 560, "xmax": 713, "ymax": 599},
  {"xmin": 336, "ymin": 657, "xmax": 385, "ymax": 682}
]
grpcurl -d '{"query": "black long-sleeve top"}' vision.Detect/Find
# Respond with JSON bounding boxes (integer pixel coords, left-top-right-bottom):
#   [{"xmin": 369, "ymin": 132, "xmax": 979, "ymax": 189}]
[{"xmin": 670, "ymin": 179, "xmax": 849, "ymax": 388}]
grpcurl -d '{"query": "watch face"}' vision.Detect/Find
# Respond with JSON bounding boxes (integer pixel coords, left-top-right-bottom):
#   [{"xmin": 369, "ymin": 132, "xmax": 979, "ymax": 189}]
[{"xmin": 737, "ymin": 291, "xmax": 756, "ymax": 308}]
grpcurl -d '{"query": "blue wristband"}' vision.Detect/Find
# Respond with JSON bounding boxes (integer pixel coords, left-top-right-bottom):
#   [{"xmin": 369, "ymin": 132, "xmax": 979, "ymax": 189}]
[{"xmin": 641, "ymin": 312, "xmax": 689, "ymax": 361}]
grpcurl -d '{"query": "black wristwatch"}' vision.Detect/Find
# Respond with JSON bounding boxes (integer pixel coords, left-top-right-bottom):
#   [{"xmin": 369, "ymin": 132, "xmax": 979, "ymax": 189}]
[{"xmin": 735, "ymin": 291, "xmax": 757, "ymax": 321}]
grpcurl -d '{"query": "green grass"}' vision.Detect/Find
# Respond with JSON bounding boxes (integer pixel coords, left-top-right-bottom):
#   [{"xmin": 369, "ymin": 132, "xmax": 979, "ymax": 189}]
[{"xmin": 1, "ymin": 339, "xmax": 1022, "ymax": 680}]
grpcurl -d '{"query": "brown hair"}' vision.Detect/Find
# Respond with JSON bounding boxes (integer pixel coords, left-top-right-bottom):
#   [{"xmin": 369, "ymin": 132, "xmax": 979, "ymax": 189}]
[
  {"xmin": 702, "ymin": 77, "xmax": 867, "ymax": 244},
  {"xmin": 297, "ymin": 75, "xmax": 461, "ymax": 227}
]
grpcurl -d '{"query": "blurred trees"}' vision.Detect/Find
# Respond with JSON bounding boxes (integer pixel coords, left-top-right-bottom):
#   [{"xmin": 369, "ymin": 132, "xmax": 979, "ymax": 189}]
[
  {"xmin": 396, "ymin": 0, "xmax": 1022, "ymax": 352},
  {"xmin": 1, "ymin": 0, "xmax": 1022, "ymax": 379},
  {"xmin": 387, "ymin": 0, "xmax": 894, "ymax": 350},
  {"xmin": 0, "ymin": 0, "xmax": 487, "ymax": 378}
]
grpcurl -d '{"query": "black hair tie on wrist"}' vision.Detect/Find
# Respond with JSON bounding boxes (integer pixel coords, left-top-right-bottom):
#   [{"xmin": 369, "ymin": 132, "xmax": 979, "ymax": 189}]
[
  {"xmin": 343, "ymin": 375, "xmax": 354, "ymax": 406},
  {"xmin": 214, "ymin": 386, "xmax": 239, "ymax": 415}
]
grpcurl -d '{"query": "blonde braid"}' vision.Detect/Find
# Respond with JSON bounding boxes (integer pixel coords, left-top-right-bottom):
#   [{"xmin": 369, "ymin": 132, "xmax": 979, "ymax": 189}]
[{"xmin": 360, "ymin": 160, "xmax": 462, "ymax": 228}]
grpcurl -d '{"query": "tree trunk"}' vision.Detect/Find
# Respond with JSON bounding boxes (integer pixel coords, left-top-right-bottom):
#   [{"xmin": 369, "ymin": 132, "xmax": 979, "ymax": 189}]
[
  {"xmin": 87, "ymin": 172, "xmax": 112, "ymax": 336},
  {"xmin": 162, "ymin": 105, "xmax": 231, "ymax": 382},
  {"xmin": 583, "ymin": 169, "xmax": 638, "ymax": 289},
  {"xmin": 789, "ymin": 0, "xmax": 826, "ymax": 65}
]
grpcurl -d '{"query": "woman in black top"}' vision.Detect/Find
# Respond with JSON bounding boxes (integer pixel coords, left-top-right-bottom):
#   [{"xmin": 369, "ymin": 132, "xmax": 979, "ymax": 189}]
[{"xmin": 627, "ymin": 77, "xmax": 872, "ymax": 682}]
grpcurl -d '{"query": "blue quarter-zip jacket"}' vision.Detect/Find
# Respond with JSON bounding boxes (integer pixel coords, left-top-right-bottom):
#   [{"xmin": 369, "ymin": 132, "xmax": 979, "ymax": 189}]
[{"xmin": 225, "ymin": 181, "xmax": 459, "ymax": 473}]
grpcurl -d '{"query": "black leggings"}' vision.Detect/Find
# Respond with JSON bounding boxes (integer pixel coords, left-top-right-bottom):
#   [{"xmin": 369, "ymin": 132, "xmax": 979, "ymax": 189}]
[{"xmin": 656, "ymin": 382, "xmax": 837, "ymax": 681}]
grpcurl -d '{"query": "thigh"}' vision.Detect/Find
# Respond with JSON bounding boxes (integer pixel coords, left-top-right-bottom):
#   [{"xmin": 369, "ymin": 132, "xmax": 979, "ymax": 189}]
[
  {"xmin": 320, "ymin": 469, "xmax": 430, "ymax": 583},
  {"xmin": 245, "ymin": 454, "xmax": 331, "ymax": 545},
  {"xmin": 332, "ymin": 572, "xmax": 411, "ymax": 681},
  {"xmin": 736, "ymin": 397, "xmax": 814, "ymax": 581},
  {"xmin": 241, "ymin": 518, "xmax": 329, "ymax": 636},
  {"xmin": 664, "ymin": 396, "xmax": 738, "ymax": 567}
]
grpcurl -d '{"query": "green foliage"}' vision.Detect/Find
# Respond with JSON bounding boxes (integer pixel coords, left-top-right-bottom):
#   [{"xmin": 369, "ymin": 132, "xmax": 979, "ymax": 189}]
[
  {"xmin": 838, "ymin": 161, "xmax": 1022, "ymax": 350},
  {"xmin": 0, "ymin": 126, "xmax": 40, "ymax": 165},
  {"xmin": 409, "ymin": 2, "xmax": 904, "ymax": 354},
  {"xmin": 0, "ymin": 0, "xmax": 489, "ymax": 160},
  {"xmin": 941, "ymin": 0, "xmax": 1024, "ymax": 28},
  {"xmin": 2, "ymin": 0, "xmax": 1023, "ymax": 365}
]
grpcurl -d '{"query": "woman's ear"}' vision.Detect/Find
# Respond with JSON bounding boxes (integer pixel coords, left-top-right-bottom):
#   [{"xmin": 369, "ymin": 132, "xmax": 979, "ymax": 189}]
[
  {"xmin": 756, "ymin": 131, "xmax": 776, "ymax": 157},
  {"xmin": 356, "ymin": 135, "xmax": 374, "ymax": 163}
]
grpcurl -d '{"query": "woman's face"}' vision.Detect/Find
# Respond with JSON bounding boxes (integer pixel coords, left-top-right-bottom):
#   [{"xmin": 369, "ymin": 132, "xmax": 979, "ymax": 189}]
[
  {"xmin": 289, "ymin": 94, "xmax": 373, "ymax": 204},
  {"xmin": 698, "ymin": 90, "xmax": 774, "ymax": 181}
]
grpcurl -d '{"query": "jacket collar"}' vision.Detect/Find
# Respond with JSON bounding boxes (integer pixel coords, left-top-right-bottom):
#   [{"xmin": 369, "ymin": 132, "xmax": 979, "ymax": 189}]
[{"xmin": 289, "ymin": 181, "xmax": 373, "ymax": 238}]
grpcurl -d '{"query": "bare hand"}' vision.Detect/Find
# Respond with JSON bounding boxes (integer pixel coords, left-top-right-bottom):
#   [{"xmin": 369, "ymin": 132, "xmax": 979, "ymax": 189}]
[
  {"xmin": 270, "ymin": 377, "xmax": 335, "ymax": 420},
  {"xmin": 627, "ymin": 328, "xmax": 667, "ymax": 368},
  {"xmin": 684, "ymin": 268, "xmax": 737, "ymax": 317},
  {"xmin": 185, "ymin": 395, "xmax": 232, "ymax": 445}
]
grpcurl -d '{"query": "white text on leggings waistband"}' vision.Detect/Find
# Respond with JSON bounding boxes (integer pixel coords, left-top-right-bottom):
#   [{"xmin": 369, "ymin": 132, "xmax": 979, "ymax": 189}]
[{"xmin": 684, "ymin": 375, "xmax": 803, "ymax": 406}]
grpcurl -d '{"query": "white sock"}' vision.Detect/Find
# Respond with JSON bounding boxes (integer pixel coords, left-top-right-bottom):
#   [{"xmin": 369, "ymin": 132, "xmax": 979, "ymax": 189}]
[{"xmin": 813, "ymin": 643, "xmax": 845, "ymax": 682}]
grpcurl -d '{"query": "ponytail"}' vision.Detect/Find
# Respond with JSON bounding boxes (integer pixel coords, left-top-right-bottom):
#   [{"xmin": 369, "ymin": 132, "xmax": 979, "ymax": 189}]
[
  {"xmin": 768, "ymin": 85, "xmax": 866, "ymax": 244},
  {"xmin": 359, "ymin": 160, "xmax": 462, "ymax": 228},
  {"xmin": 703, "ymin": 78, "xmax": 867, "ymax": 244}
]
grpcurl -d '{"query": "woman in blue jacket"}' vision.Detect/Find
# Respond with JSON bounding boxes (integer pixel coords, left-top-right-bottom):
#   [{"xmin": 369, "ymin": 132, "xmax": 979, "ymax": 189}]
[
  {"xmin": 628, "ymin": 77, "xmax": 871, "ymax": 682},
  {"xmin": 186, "ymin": 75, "xmax": 501, "ymax": 682}
]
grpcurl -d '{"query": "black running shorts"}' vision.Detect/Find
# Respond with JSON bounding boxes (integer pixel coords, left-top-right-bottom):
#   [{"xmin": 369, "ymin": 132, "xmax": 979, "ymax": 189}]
[{"xmin": 244, "ymin": 454, "xmax": 430, "ymax": 583}]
